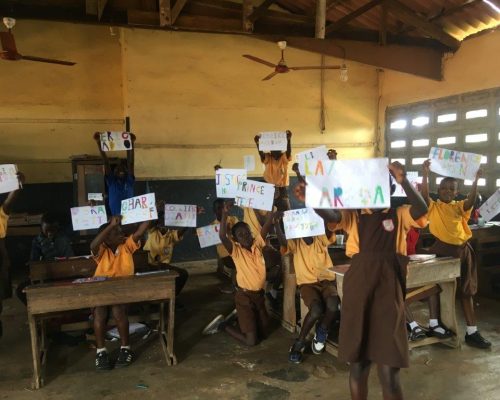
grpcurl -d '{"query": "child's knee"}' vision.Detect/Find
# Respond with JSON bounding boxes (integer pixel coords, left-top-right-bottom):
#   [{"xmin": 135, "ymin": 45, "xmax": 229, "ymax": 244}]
[
  {"xmin": 309, "ymin": 301, "xmax": 324, "ymax": 320},
  {"xmin": 325, "ymin": 296, "xmax": 339, "ymax": 313},
  {"xmin": 111, "ymin": 305, "xmax": 128, "ymax": 321},
  {"xmin": 94, "ymin": 306, "xmax": 108, "ymax": 322}
]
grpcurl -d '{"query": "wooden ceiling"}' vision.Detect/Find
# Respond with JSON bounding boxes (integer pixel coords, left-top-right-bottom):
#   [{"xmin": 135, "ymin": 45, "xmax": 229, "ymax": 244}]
[{"xmin": 1, "ymin": 0, "xmax": 499, "ymax": 80}]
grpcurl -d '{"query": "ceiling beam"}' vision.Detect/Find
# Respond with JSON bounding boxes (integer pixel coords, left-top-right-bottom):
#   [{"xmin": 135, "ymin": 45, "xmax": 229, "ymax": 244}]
[
  {"xmin": 325, "ymin": 0, "xmax": 382, "ymax": 36},
  {"xmin": 248, "ymin": 0, "xmax": 277, "ymax": 24},
  {"xmin": 384, "ymin": 0, "xmax": 460, "ymax": 50},
  {"xmin": 171, "ymin": 0, "xmax": 188, "ymax": 25},
  {"xmin": 242, "ymin": 0, "xmax": 253, "ymax": 32},
  {"xmin": 379, "ymin": 3, "xmax": 387, "ymax": 45},
  {"xmin": 158, "ymin": 0, "xmax": 171, "ymax": 26},
  {"xmin": 316, "ymin": 0, "xmax": 327, "ymax": 39}
]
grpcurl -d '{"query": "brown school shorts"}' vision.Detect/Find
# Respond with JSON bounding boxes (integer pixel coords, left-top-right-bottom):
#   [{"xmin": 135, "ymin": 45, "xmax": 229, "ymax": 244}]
[
  {"xmin": 234, "ymin": 289, "xmax": 269, "ymax": 335},
  {"xmin": 299, "ymin": 280, "xmax": 338, "ymax": 308}
]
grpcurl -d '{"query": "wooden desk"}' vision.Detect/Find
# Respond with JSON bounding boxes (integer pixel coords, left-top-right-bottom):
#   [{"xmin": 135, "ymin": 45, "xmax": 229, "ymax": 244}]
[
  {"xmin": 329, "ymin": 257, "xmax": 461, "ymax": 356},
  {"xmin": 470, "ymin": 224, "xmax": 500, "ymax": 298},
  {"xmin": 25, "ymin": 272, "xmax": 177, "ymax": 389}
]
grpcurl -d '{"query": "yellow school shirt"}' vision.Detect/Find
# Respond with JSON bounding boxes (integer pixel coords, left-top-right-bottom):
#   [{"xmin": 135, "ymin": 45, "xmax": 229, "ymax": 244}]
[
  {"xmin": 230, "ymin": 235, "xmax": 266, "ymax": 291},
  {"xmin": 283, "ymin": 235, "xmax": 336, "ymax": 285},
  {"xmin": 212, "ymin": 216, "xmax": 239, "ymax": 258},
  {"xmin": 263, "ymin": 153, "xmax": 291, "ymax": 187},
  {"xmin": 427, "ymin": 199, "xmax": 472, "ymax": 245},
  {"xmin": 328, "ymin": 206, "xmax": 427, "ymax": 258},
  {"xmin": 93, "ymin": 236, "xmax": 140, "ymax": 277},
  {"xmin": 0, "ymin": 207, "xmax": 8, "ymax": 239},
  {"xmin": 243, "ymin": 208, "xmax": 270, "ymax": 239},
  {"xmin": 143, "ymin": 228, "xmax": 181, "ymax": 265}
]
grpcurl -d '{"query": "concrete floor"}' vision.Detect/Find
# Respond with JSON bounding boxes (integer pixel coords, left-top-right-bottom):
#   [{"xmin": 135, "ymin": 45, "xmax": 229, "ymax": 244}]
[{"xmin": 1, "ymin": 260, "xmax": 499, "ymax": 400}]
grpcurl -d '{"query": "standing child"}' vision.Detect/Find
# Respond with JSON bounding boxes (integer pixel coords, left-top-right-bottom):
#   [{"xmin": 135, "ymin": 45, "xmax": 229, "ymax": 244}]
[
  {"xmin": 254, "ymin": 131, "xmax": 292, "ymax": 211},
  {"xmin": 94, "ymin": 132, "xmax": 136, "ymax": 216},
  {"xmin": 421, "ymin": 159, "xmax": 490, "ymax": 348},
  {"xmin": 90, "ymin": 216, "xmax": 149, "ymax": 370},
  {"xmin": 274, "ymin": 213, "xmax": 339, "ymax": 364},
  {"xmin": 323, "ymin": 162, "xmax": 428, "ymax": 400}
]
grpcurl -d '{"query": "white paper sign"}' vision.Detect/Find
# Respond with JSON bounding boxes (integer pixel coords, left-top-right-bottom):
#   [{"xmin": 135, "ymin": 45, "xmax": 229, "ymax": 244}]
[
  {"xmin": 0, "ymin": 164, "xmax": 19, "ymax": 194},
  {"xmin": 100, "ymin": 131, "xmax": 133, "ymax": 152},
  {"xmin": 392, "ymin": 171, "xmax": 422, "ymax": 197},
  {"xmin": 296, "ymin": 146, "xmax": 328, "ymax": 175},
  {"xmin": 121, "ymin": 193, "xmax": 158, "ymax": 225},
  {"xmin": 429, "ymin": 147, "xmax": 482, "ymax": 181},
  {"xmin": 164, "ymin": 204, "xmax": 197, "ymax": 227},
  {"xmin": 235, "ymin": 179, "xmax": 275, "ymax": 211},
  {"xmin": 258, "ymin": 132, "xmax": 287, "ymax": 152},
  {"xmin": 88, "ymin": 193, "xmax": 104, "ymax": 201},
  {"xmin": 305, "ymin": 158, "xmax": 391, "ymax": 209},
  {"xmin": 71, "ymin": 206, "xmax": 107, "ymax": 231},
  {"xmin": 197, "ymin": 224, "xmax": 222, "ymax": 248},
  {"xmin": 244, "ymin": 155, "xmax": 256, "ymax": 172},
  {"xmin": 479, "ymin": 189, "xmax": 500, "ymax": 222},
  {"xmin": 215, "ymin": 169, "xmax": 247, "ymax": 198},
  {"xmin": 283, "ymin": 208, "xmax": 326, "ymax": 239}
]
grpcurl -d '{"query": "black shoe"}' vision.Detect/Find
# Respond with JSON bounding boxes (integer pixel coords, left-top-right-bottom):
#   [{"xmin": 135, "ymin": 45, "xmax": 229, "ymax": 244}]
[
  {"xmin": 115, "ymin": 348, "xmax": 135, "ymax": 368},
  {"xmin": 428, "ymin": 323, "xmax": 453, "ymax": 339},
  {"xmin": 409, "ymin": 325, "xmax": 427, "ymax": 341},
  {"xmin": 465, "ymin": 331, "xmax": 491, "ymax": 349},
  {"xmin": 95, "ymin": 351, "xmax": 113, "ymax": 371},
  {"xmin": 288, "ymin": 340, "xmax": 306, "ymax": 364}
]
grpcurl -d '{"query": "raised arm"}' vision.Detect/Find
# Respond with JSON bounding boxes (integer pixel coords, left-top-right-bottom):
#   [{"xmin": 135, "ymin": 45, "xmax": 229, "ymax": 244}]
[
  {"xmin": 421, "ymin": 159, "xmax": 431, "ymax": 206},
  {"xmin": 273, "ymin": 212, "xmax": 287, "ymax": 247},
  {"xmin": 90, "ymin": 216, "xmax": 121, "ymax": 255},
  {"xmin": 286, "ymin": 130, "xmax": 292, "ymax": 159},
  {"xmin": 292, "ymin": 163, "xmax": 306, "ymax": 184},
  {"xmin": 94, "ymin": 132, "xmax": 111, "ymax": 175},
  {"xmin": 254, "ymin": 135, "xmax": 266, "ymax": 163},
  {"xmin": 389, "ymin": 162, "xmax": 428, "ymax": 220},
  {"xmin": 218, "ymin": 202, "xmax": 233, "ymax": 254},
  {"xmin": 132, "ymin": 220, "xmax": 150, "ymax": 243},
  {"xmin": 2, "ymin": 172, "xmax": 25, "ymax": 215},
  {"xmin": 463, "ymin": 169, "xmax": 482, "ymax": 211},
  {"xmin": 127, "ymin": 133, "xmax": 136, "ymax": 177},
  {"xmin": 260, "ymin": 210, "xmax": 275, "ymax": 240},
  {"xmin": 314, "ymin": 209, "xmax": 342, "ymax": 224}
]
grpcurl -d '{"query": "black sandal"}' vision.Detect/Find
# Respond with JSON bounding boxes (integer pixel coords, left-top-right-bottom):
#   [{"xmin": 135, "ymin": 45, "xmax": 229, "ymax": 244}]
[
  {"xmin": 428, "ymin": 323, "xmax": 454, "ymax": 339},
  {"xmin": 409, "ymin": 325, "xmax": 427, "ymax": 341}
]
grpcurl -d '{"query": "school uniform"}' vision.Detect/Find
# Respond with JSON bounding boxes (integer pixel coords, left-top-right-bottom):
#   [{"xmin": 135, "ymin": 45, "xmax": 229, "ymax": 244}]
[
  {"xmin": 263, "ymin": 153, "xmax": 291, "ymax": 211},
  {"xmin": 105, "ymin": 173, "xmax": 135, "ymax": 216},
  {"xmin": 427, "ymin": 199, "xmax": 477, "ymax": 296},
  {"xmin": 93, "ymin": 236, "xmax": 139, "ymax": 277},
  {"xmin": 143, "ymin": 228, "xmax": 188, "ymax": 296},
  {"xmin": 282, "ymin": 235, "xmax": 337, "ymax": 308},
  {"xmin": 212, "ymin": 216, "xmax": 239, "ymax": 269},
  {"xmin": 230, "ymin": 235, "xmax": 269, "ymax": 335},
  {"xmin": 332, "ymin": 206, "xmax": 426, "ymax": 368}
]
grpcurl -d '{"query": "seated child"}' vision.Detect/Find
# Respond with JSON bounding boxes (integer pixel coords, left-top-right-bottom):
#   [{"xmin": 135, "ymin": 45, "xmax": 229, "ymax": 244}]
[
  {"xmin": 204, "ymin": 202, "xmax": 275, "ymax": 346},
  {"xmin": 254, "ymin": 131, "xmax": 292, "ymax": 211},
  {"xmin": 274, "ymin": 213, "xmax": 339, "ymax": 363},
  {"xmin": 91, "ymin": 216, "xmax": 149, "ymax": 371}
]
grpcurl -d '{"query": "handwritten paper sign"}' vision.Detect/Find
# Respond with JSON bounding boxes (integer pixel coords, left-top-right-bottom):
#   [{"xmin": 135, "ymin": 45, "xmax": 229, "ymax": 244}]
[
  {"xmin": 121, "ymin": 193, "xmax": 157, "ymax": 225},
  {"xmin": 258, "ymin": 132, "xmax": 287, "ymax": 152},
  {"xmin": 283, "ymin": 208, "xmax": 325, "ymax": 239},
  {"xmin": 235, "ymin": 179, "xmax": 275, "ymax": 211},
  {"xmin": 100, "ymin": 132, "xmax": 133, "ymax": 152},
  {"xmin": 305, "ymin": 158, "xmax": 391, "ymax": 209},
  {"xmin": 88, "ymin": 193, "xmax": 104, "ymax": 201},
  {"xmin": 429, "ymin": 147, "xmax": 482, "ymax": 181},
  {"xmin": 197, "ymin": 224, "xmax": 222, "ymax": 248},
  {"xmin": 70, "ymin": 206, "xmax": 107, "ymax": 231},
  {"xmin": 215, "ymin": 169, "xmax": 247, "ymax": 198},
  {"xmin": 392, "ymin": 171, "xmax": 422, "ymax": 197},
  {"xmin": 296, "ymin": 146, "xmax": 328, "ymax": 175},
  {"xmin": 479, "ymin": 189, "xmax": 500, "ymax": 222},
  {"xmin": 244, "ymin": 155, "xmax": 256, "ymax": 171},
  {"xmin": 0, "ymin": 164, "xmax": 19, "ymax": 194},
  {"xmin": 164, "ymin": 204, "xmax": 197, "ymax": 227}
]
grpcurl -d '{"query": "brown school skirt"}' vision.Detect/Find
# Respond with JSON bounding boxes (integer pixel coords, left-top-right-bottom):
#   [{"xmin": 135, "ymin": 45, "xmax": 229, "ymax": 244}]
[
  {"xmin": 300, "ymin": 280, "xmax": 338, "ymax": 308},
  {"xmin": 234, "ymin": 289, "xmax": 269, "ymax": 335},
  {"xmin": 339, "ymin": 253, "xmax": 409, "ymax": 368},
  {"xmin": 429, "ymin": 239, "xmax": 477, "ymax": 297}
]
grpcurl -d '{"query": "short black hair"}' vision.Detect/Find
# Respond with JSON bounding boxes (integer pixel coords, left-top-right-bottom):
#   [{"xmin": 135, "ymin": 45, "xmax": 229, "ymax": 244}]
[
  {"xmin": 231, "ymin": 221, "xmax": 249, "ymax": 238},
  {"xmin": 213, "ymin": 198, "xmax": 225, "ymax": 210},
  {"xmin": 440, "ymin": 177, "xmax": 458, "ymax": 187},
  {"xmin": 41, "ymin": 212, "xmax": 59, "ymax": 226},
  {"xmin": 97, "ymin": 221, "xmax": 110, "ymax": 234}
]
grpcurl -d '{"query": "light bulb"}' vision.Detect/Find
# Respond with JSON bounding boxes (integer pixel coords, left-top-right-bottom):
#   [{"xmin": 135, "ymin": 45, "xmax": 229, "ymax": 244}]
[
  {"xmin": 3, "ymin": 17, "xmax": 16, "ymax": 30},
  {"xmin": 340, "ymin": 64, "xmax": 348, "ymax": 82}
]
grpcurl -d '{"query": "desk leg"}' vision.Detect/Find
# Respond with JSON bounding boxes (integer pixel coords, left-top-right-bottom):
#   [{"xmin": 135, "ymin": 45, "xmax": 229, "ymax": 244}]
[
  {"xmin": 440, "ymin": 280, "xmax": 461, "ymax": 349},
  {"xmin": 167, "ymin": 296, "xmax": 177, "ymax": 365},
  {"xmin": 28, "ymin": 314, "xmax": 42, "ymax": 389}
]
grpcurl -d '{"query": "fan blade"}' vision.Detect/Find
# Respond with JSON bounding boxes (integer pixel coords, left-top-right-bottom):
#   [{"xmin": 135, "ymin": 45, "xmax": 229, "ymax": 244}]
[
  {"xmin": 289, "ymin": 66, "xmax": 341, "ymax": 70},
  {"xmin": 0, "ymin": 32, "xmax": 18, "ymax": 53},
  {"xmin": 243, "ymin": 54, "xmax": 276, "ymax": 68},
  {"xmin": 21, "ymin": 55, "xmax": 76, "ymax": 66},
  {"xmin": 262, "ymin": 71, "xmax": 278, "ymax": 81}
]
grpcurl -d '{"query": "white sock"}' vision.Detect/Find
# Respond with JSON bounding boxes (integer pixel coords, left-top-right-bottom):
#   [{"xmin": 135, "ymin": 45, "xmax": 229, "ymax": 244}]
[
  {"xmin": 270, "ymin": 289, "xmax": 278, "ymax": 298},
  {"xmin": 466, "ymin": 326, "xmax": 478, "ymax": 335},
  {"xmin": 429, "ymin": 319, "xmax": 439, "ymax": 327},
  {"xmin": 96, "ymin": 347, "xmax": 107, "ymax": 354},
  {"xmin": 121, "ymin": 345, "xmax": 130, "ymax": 350},
  {"xmin": 409, "ymin": 321, "xmax": 419, "ymax": 330}
]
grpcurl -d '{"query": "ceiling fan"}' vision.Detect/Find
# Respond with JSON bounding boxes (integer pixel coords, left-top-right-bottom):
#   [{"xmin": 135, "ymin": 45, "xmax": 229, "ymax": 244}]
[
  {"xmin": 0, "ymin": 17, "xmax": 76, "ymax": 66},
  {"xmin": 243, "ymin": 41, "xmax": 347, "ymax": 81}
]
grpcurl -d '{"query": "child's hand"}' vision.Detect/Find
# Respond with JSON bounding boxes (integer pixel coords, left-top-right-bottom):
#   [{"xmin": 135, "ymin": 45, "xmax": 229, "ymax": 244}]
[
  {"xmin": 93, "ymin": 132, "xmax": 101, "ymax": 142},
  {"xmin": 197, "ymin": 206, "xmax": 206, "ymax": 215},
  {"xmin": 292, "ymin": 163, "xmax": 299, "ymax": 173},
  {"xmin": 388, "ymin": 161, "xmax": 406, "ymax": 184},
  {"xmin": 222, "ymin": 201, "xmax": 233, "ymax": 214},
  {"xmin": 16, "ymin": 171, "xmax": 25, "ymax": 186},
  {"xmin": 286, "ymin": 130, "xmax": 292, "ymax": 139},
  {"xmin": 88, "ymin": 200, "xmax": 97, "ymax": 207},
  {"xmin": 422, "ymin": 159, "xmax": 431, "ymax": 175},
  {"xmin": 214, "ymin": 164, "xmax": 222, "ymax": 171},
  {"xmin": 254, "ymin": 135, "xmax": 260, "ymax": 144},
  {"xmin": 273, "ymin": 210, "xmax": 284, "ymax": 223},
  {"xmin": 109, "ymin": 215, "xmax": 122, "ymax": 226},
  {"xmin": 475, "ymin": 169, "xmax": 483, "ymax": 180},
  {"xmin": 130, "ymin": 133, "xmax": 137, "ymax": 142}
]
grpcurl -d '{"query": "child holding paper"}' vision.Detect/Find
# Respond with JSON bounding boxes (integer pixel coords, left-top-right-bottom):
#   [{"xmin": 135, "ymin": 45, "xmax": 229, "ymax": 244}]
[
  {"xmin": 204, "ymin": 202, "xmax": 275, "ymax": 346},
  {"xmin": 421, "ymin": 159, "xmax": 490, "ymax": 349},
  {"xmin": 254, "ymin": 131, "xmax": 292, "ymax": 211},
  {"xmin": 320, "ymin": 161, "xmax": 428, "ymax": 400},
  {"xmin": 91, "ymin": 215, "xmax": 149, "ymax": 370},
  {"xmin": 94, "ymin": 132, "xmax": 136, "ymax": 216},
  {"xmin": 274, "ymin": 212, "xmax": 338, "ymax": 364}
]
